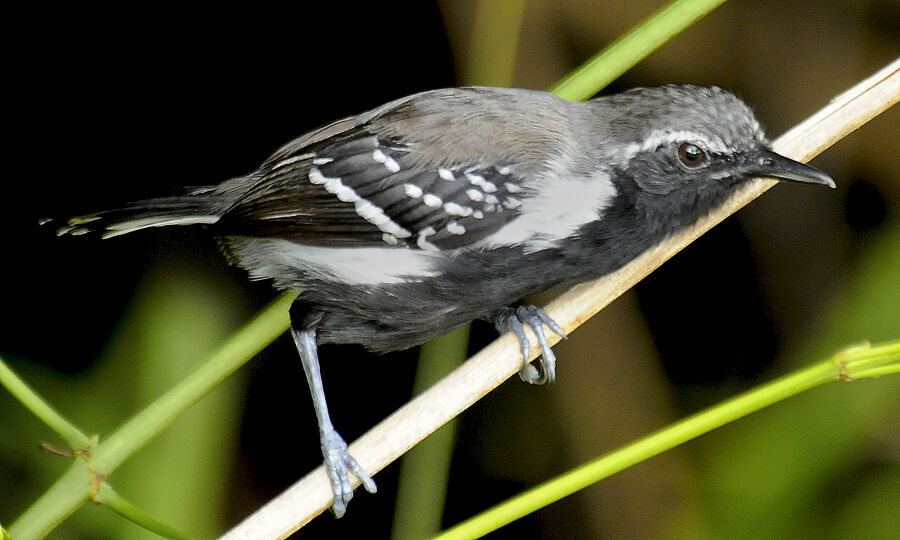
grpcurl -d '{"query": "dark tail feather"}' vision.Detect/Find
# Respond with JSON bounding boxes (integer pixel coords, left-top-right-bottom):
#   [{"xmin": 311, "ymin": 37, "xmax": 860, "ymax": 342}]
[{"xmin": 54, "ymin": 191, "xmax": 223, "ymax": 238}]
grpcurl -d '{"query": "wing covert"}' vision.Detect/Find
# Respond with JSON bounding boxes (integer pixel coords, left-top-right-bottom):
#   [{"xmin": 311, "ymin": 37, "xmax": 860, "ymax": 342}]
[{"xmin": 218, "ymin": 130, "xmax": 532, "ymax": 250}]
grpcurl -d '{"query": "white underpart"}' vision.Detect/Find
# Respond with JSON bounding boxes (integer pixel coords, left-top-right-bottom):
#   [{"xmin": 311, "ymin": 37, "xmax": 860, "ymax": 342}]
[
  {"xmin": 372, "ymin": 149, "xmax": 401, "ymax": 172},
  {"xmin": 309, "ymin": 167, "xmax": 411, "ymax": 239},
  {"xmin": 233, "ymin": 238, "xmax": 441, "ymax": 285},
  {"xmin": 480, "ymin": 170, "xmax": 617, "ymax": 252}
]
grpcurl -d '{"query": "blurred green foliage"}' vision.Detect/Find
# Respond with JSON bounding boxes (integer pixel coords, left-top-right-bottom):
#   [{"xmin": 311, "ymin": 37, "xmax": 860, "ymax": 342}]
[
  {"xmin": 673, "ymin": 220, "xmax": 900, "ymax": 539},
  {"xmin": 2, "ymin": 266, "xmax": 247, "ymax": 539}
]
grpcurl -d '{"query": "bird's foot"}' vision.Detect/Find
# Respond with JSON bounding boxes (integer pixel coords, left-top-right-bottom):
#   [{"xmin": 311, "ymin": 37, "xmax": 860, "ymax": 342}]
[
  {"xmin": 494, "ymin": 305, "xmax": 567, "ymax": 385},
  {"xmin": 321, "ymin": 429, "xmax": 377, "ymax": 518}
]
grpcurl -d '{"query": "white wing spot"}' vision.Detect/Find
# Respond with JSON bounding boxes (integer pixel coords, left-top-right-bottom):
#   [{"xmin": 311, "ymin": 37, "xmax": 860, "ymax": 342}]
[
  {"xmin": 444, "ymin": 202, "xmax": 473, "ymax": 217},
  {"xmin": 423, "ymin": 194, "xmax": 443, "ymax": 208},
  {"xmin": 466, "ymin": 189, "xmax": 484, "ymax": 202},
  {"xmin": 472, "ymin": 210, "xmax": 484, "ymax": 219},
  {"xmin": 503, "ymin": 196, "xmax": 522, "ymax": 209},
  {"xmin": 484, "ymin": 204, "xmax": 497, "ymax": 213},
  {"xmin": 325, "ymin": 179, "xmax": 358, "ymax": 203},
  {"xmin": 484, "ymin": 194, "xmax": 499, "ymax": 205},
  {"xmin": 438, "ymin": 168, "xmax": 455, "ymax": 181},
  {"xmin": 312, "ymin": 157, "xmax": 334, "ymax": 165},
  {"xmin": 383, "ymin": 156, "xmax": 400, "ymax": 172},
  {"xmin": 446, "ymin": 221, "xmax": 466, "ymax": 235},
  {"xmin": 417, "ymin": 226, "xmax": 439, "ymax": 250},
  {"xmin": 404, "ymin": 184, "xmax": 423, "ymax": 198},
  {"xmin": 354, "ymin": 199, "xmax": 410, "ymax": 237},
  {"xmin": 382, "ymin": 232, "xmax": 399, "ymax": 245},
  {"xmin": 498, "ymin": 166, "xmax": 513, "ymax": 175},
  {"xmin": 308, "ymin": 167, "xmax": 328, "ymax": 184},
  {"xmin": 312, "ymin": 168, "xmax": 410, "ymax": 238},
  {"xmin": 504, "ymin": 182, "xmax": 522, "ymax": 193},
  {"xmin": 373, "ymin": 148, "xmax": 401, "ymax": 172},
  {"xmin": 466, "ymin": 173, "xmax": 498, "ymax": 193},
  {"xmin": 354, "ymin": 199, "xmax": 385, "ymax": 223}
]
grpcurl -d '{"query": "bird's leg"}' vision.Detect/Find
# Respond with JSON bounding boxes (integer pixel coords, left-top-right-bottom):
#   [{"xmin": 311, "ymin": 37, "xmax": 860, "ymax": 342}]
[
  {"xmin": 493, "ymin": 305, "xmax": 567, "ymax": 385},
  {"xmin": 290, "ymin": 323, "xmax": 376, "ymax": 518}
]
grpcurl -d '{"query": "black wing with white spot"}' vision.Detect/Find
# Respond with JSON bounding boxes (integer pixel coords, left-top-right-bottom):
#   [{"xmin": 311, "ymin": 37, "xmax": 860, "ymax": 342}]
[{"xmin": 218, "ymin": 130, "xmax": 531, "ymax": 250}]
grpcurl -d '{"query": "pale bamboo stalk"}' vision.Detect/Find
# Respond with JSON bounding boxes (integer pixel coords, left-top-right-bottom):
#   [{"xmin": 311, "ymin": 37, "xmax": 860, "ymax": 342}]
[{"xmin": 221, "ymin": 57, "xmax": 900, "ymax": 540}]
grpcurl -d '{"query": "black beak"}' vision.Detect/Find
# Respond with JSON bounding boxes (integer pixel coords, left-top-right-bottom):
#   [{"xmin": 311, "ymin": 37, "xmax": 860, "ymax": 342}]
[{"xmin": 741, "ymin": 147, "xmax": 835, "ymax": 188}]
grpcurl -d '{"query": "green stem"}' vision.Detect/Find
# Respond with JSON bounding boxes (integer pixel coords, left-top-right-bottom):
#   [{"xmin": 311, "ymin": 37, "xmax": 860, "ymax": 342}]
[
  {"xmin": 551, "ymin": 0, "xmax": 727, "ymax": 101},
  {"xmin": 9, "ymin": 293, "xmax": 294, "ymax": 539},
  {"xmin": 9, "ymin": 460, "xmax": 92, "ymax": 540},
  {"xmin": 91, "ymin": 293, "xmax": 294, "ymax": 473},
  {"xmin": 97, "ymin": 484, "xmax": 195, "ymax": 540},
  {"xmin": 433, "ymin": 340, "xmax": 900, "ymax": 540},
  {"xmin": 391, "ymin": 325, "xmax": 471, "ymax": 540},
  {"xmin": 0, "ymin": 356, "xmax": 93, "ymax": 449}
]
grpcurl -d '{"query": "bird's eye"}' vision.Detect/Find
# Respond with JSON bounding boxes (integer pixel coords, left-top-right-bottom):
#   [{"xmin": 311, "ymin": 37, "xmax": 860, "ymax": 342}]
[{"xmin": 677, "ymin": 142, "xmax": 706, "ymax": 168}]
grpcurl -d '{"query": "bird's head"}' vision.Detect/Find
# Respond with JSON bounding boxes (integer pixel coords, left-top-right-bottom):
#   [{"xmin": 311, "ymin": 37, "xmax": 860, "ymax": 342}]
[{"xmin": 590, "ymin": 85, "xmax": 833, "ymax": 216}]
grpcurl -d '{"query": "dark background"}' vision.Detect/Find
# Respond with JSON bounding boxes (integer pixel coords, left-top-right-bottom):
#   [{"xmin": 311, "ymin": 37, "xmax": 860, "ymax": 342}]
[{"xmin": 3, "ymin": 1, "xmax": 899, "ymax": 539}]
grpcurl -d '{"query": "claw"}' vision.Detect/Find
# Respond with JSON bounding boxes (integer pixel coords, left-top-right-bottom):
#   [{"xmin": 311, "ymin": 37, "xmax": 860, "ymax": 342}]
[
  {"xmin": 321, "ymin": 430, "xmax": 377, "ymax": 518},
  {"xmin": 494, "ymin": 305, "xmax": 566, "ymax": 386}
]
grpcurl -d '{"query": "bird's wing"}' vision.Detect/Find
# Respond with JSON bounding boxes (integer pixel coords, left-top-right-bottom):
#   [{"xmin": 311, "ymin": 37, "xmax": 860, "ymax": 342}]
[{"xmin": 218, "ymin": 95, "xmax": 538, "ymax": 250}]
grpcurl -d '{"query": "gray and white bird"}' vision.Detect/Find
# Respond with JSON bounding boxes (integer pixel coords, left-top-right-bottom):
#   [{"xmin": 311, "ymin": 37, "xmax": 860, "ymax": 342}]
[{"xmin": 57, "ymin": 84, "xmax": 834, "ymax": 517}]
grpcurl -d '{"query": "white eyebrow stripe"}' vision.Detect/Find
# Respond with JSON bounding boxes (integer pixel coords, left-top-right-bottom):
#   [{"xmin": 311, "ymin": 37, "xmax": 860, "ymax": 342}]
[{"xmin": 622, "ymin": 129, "xmax": 729, "ymax": 160}]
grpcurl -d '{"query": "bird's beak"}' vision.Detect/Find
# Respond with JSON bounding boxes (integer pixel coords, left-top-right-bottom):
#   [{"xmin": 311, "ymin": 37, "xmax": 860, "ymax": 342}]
[{"xmin": 741, "ymin": 147, "xmax": 835, "ymax": 188}]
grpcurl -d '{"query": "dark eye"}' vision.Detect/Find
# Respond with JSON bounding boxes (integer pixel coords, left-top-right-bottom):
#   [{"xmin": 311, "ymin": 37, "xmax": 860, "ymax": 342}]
[{"xmin": 678, "ymin": 142, "xmax": 706, "ymax": 168}]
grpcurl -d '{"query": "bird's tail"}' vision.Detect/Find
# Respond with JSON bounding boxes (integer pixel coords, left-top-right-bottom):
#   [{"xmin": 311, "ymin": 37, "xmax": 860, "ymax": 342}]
[{"xmin": 53, "ymin": 188, "xmax": 225, "ymax": 239}]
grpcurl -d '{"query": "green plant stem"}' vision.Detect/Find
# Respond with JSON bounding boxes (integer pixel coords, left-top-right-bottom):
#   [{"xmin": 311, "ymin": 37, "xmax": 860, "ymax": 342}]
[
  {"xmin": 10, "ymin": 460, "xmax": 92, "ymax": 540},
  {"xmin": 433, "ymin": 340, "xmax": 900, "ymax": 540},
  {"xmin": 9, "ymin": 293, "xmax": 294, "ymax": 539},
  {"xmin": 97, "ymin": 484, "xmax": 195, "ymax": 540},
  {"xmin": 551, "ymin": 0, "xmax": 727, "ymax": 101},
  {"xmin": 391, "ymin": 325, "xmax": 471, "ymax": 540},
  {"xmin": 0, "ymin": 356, "xmax": 93, "ymax": 449},
  {"xmin": 91, "ymin": 292, "xmax": 294, "ymax": 473}
]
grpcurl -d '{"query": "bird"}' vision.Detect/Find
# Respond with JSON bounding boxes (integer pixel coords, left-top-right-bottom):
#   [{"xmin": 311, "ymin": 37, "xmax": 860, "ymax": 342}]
[{"xmin": 55, "ymin": 84, "xmax": 835, "ymax": 517}]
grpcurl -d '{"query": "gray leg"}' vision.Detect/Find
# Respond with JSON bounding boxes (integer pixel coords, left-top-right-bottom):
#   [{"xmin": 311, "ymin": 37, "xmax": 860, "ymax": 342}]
[
  {"xmin": 494, "ymin": 305, "xmax": 567, "ymax": 385},
  {"xmin": 291, "ymin": 326, "xmax": 377, "ymax": 518}
]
